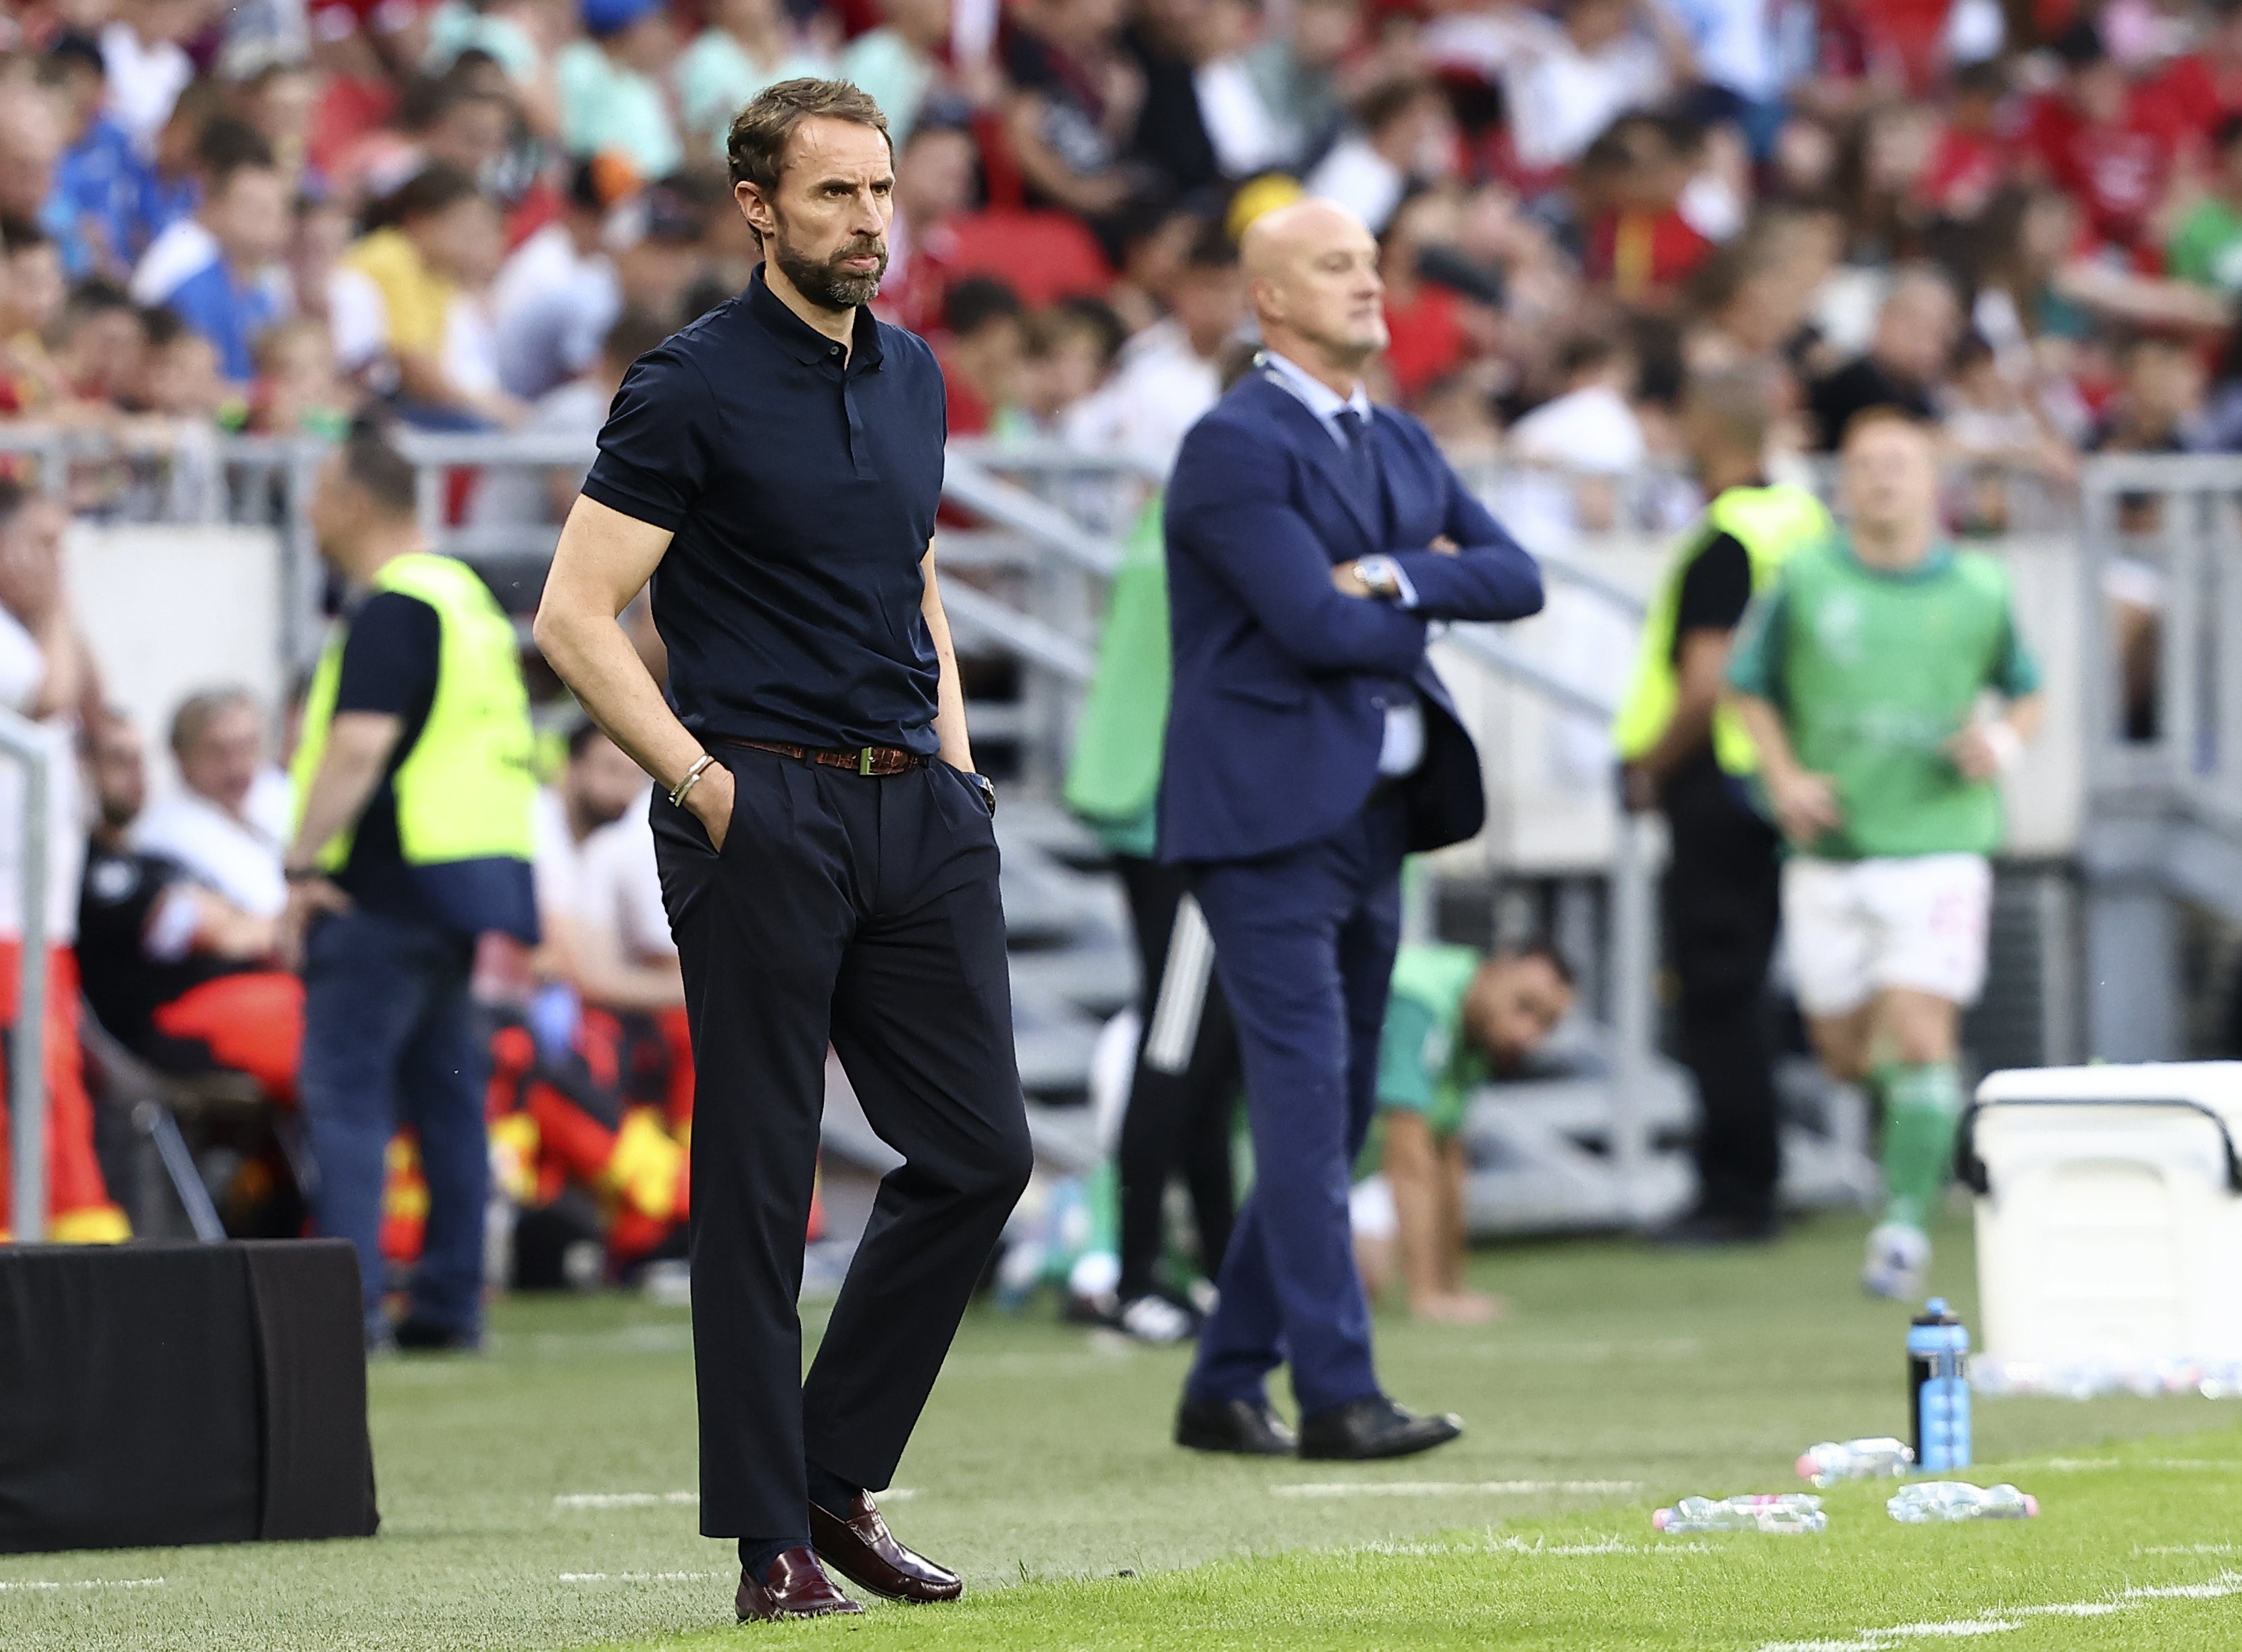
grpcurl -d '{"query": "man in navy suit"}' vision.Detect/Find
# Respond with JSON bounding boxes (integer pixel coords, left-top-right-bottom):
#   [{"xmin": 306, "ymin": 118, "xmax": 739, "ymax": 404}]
[{"xmin": 1161, "ymin": 200, "xmax": 1544, "ymax": 1460}]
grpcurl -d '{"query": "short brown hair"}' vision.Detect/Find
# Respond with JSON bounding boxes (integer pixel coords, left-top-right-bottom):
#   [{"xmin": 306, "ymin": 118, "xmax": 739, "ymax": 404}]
[{"xmin": 725, "ymin": 78, "xmax": 891, "ymax": 198}]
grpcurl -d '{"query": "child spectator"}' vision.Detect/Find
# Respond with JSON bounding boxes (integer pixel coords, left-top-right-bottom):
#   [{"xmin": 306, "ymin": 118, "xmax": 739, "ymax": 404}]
[
  {"xmin": 999, "ymin": 294, "xmax": 1126, "ymax": 438},
  {"xmin": 935, "ymin": 275, "xmax": 1027, "ymax": 436},
  {"xmin": 1, "ymin": 224, "xmax": 73, "ymax": 410},
  {"xmin": 137, "ymin": 311, "xmax": 233, "ymax": 422},
  {"xmin": 250, "ymin": 317, "xmax": 355, "ymax": 437},
  {"xmin": 128, "ymin": 142, "xmax": 292, "ymax": 386},
  {"xmin": 48, "ymin": 280, "xmax": 148, "ymax": 408},
  {"xmin": 43, "ymin": 32, "xmax": 146, "ymax": 280}
]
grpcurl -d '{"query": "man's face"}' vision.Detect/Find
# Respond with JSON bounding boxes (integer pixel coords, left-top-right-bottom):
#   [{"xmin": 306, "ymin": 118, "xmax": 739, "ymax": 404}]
[
  {"xmin": 1840, "ymin": 419, "xmax": 1940, "ymax": 544},
  {"xmin": 1871, "ymin": 277, "xmax": 1957, "ymax": 387},
  {"xmin": 1253, "ymin": 210, "xmax": 1387, "ymax": 362},
  {"xmin": 566, "ymin": 732, "xmax": 646, "ymax": 830},
  {"xmin": 90, "ymin": 721, "xmax": 147, "ymax": 830},
  {"xmin": 428, "ymin": 98, "xmax": 513, "ymax": 180},
  {"xmin": 1464, "ymin": 957, "xmax": 1573, "ymax": 1066},
  {"xmin": 61, "ymin": 309, "xmax": 145, "ymax": 397},
  {"xmin": 180, "ymin": 701, "xmax": 263, "ymax": 815},
  {"xmin": 895, "ymin": 128, "xmax": 975, "ymax": 225},
  {"xmin": 0, "ymin": 498, "xmax": 66, "ymax": 630},
  {"xmin": 737, "ymin": 117, "xmax": 895, "ymax": 313},
  {"xmin": 208, "ymin": 167, "xmax": 292, "ymax": 271}
]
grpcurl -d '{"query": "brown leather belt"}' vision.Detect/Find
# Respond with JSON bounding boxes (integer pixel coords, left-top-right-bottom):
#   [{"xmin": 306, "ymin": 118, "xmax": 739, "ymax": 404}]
[{"xmin": 722, "ymin": 738, "xmax": 927, "ymax": 776}]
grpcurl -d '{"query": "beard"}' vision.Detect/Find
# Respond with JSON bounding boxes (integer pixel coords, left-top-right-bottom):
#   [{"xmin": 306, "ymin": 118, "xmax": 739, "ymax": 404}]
[{"xmin": 771, "ymin": 219, "xmax": 888, "ymax": 313}]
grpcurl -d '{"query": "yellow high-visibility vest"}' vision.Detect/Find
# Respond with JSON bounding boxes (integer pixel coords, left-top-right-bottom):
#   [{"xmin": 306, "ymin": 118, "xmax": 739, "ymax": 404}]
[
  {"xmin": 1611, "ymin": 484, "xmax": 1832, "ymax": 775},
  {"xmin": 292, "ymin": 551, "xmax": 536, "ymax": 874}
]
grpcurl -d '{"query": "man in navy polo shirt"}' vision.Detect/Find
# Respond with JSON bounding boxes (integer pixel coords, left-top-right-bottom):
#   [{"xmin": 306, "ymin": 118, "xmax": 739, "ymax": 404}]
[{"xmin": 534, "ymin": 79, "xmax": 1028, "ymax": 1624}]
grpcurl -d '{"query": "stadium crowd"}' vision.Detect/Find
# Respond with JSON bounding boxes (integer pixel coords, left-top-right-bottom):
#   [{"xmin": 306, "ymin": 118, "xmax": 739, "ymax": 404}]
[{"xmin": 0, "ymin": 0, "xmax": 2237, "ymax": 1308}]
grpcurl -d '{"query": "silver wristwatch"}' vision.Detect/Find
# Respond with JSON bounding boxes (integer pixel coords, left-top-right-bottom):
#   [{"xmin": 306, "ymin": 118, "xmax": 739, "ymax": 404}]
[{"xmin": 1355, "ymin": 554, "xmax": 1403, "ymax": 601}]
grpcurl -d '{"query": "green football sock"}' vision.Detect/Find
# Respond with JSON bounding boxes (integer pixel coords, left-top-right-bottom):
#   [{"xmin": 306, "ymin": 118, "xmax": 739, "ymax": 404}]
[{"xmin": 1876, "ymin": 1061, "xmax": 1964, "ymax": 1231}]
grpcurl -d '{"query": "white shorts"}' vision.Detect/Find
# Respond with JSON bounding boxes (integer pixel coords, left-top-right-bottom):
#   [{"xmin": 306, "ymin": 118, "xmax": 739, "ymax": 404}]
[
  {"xmin": 1781, "ymin": 853, "xmax": 1993, "ymax": 1017},
  {"xmin": 1349, "ymin": 1174, "xmax": 1398, "ymax": 1243}
]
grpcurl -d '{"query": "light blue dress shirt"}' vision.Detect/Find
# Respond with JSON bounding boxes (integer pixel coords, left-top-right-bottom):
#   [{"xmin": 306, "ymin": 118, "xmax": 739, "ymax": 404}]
[{"xmin": 1259, "ymin": 351, "xmax": 1425, "ymax": 776}]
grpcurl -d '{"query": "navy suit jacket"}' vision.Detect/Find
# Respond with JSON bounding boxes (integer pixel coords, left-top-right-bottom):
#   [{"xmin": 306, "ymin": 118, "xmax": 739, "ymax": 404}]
[{"xmin": 1158, "ymin": 369, "xmax": 1545, "ymax": 865}]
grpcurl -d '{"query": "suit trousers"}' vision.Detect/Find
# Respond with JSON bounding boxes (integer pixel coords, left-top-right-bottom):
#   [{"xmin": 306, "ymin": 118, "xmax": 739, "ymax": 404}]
[
  {"xmin": 1182, "ymin": 791, "xmax": 1409, "ymax": 1415},
  {"xmin": 1661, "ymin": 761, "xmax": 1783, "ymax": 1222},
  {"xmin": 652, "ymin": 749, "xmax": 1033, "ymax": 1549}
]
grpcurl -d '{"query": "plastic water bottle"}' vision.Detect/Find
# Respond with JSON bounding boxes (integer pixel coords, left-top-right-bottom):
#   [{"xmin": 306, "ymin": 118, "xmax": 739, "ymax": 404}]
[
  {"xmin": 1796, "ymin": 1437, "xmax": 1915, "ymax": 1487},
  {"xmin": 1907, "ymin": 1298, "xmax": 1972, "ymax": 1473},
  {"xmin": 1652, "ymin": 1494, "xmax": 1827, "ymax": 1534},
  {"xmin": 1887, "ymin": 1482, "xmax": 2038, "ymax": 1523}
]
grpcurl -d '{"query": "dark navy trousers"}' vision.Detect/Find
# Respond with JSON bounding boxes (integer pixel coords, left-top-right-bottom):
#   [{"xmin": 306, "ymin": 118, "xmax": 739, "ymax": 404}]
[{"xmin": 1182, "ymin": 791, "xmax": 1408, "ymax": 1415}]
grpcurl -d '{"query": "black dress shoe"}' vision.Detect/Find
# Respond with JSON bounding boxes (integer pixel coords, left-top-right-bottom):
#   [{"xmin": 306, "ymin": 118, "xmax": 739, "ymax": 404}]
[
  {"xmin": 391, "ymin": 1316, "xmax": 482, "ymax": 1352},
  {"xmin": 811, "ymin": 1492, "xmax": 962, "ymax": 1603},
  {"xmin": 1298, "ymin": 1395, "xmax": 1463, "ymax": 1460},
  {"xmin": 1644, "ymin": 1206, "xmax": 1779, "ymax": 1249},
  {"xmin": 1174, "ymin": 1395, "xmax": 1297, "ymax": 1456},
  {"xmin": 735, "ymin": 1547, "xmax": 863, "ymax": 1621}
]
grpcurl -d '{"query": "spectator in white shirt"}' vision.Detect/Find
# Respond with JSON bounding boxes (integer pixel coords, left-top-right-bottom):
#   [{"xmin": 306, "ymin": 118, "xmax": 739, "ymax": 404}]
[
  {"xmin": 1062, "ymin": 221, "xmax": 1245, "ymax": 473},
  {"xmin": 1304, "ymin": 76, "xmax": 1457, "ymax": 235},
  {"xmin": 133, "ymin": 688, "xmax": 292, "ymax": 922},
  {"xmin": 1503, "ymin": 0, "xmax": 1694, "ymax": 173}
]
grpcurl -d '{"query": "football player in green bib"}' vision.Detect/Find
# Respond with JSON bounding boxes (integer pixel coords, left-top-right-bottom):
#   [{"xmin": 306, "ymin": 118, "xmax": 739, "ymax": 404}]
[
  {"xmin": 1351, "ymin": 944, "xmax": 1573, "ymax": 1322},
  {"xmin": 1726, "ymin": 408, "xmax": 2044, "ymax": 1300}
]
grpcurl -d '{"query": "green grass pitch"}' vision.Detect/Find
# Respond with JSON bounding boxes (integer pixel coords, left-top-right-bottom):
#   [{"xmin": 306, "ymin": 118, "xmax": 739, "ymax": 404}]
[{"xmin": 6, "ymin": 1211, "xmax": 2241, "ymax": 1651}]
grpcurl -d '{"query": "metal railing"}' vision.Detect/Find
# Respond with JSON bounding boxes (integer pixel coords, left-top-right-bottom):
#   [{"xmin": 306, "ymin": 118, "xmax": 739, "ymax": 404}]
[{"xmin": 0, "ymin": 712, "xmax": 51, "ymax": 1243}]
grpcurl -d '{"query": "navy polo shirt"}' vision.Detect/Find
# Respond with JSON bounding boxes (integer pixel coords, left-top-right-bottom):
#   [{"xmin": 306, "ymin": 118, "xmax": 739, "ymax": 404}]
[{"xmin": 581, "ymin": 266, "xmax": 948, "ymax": 754}]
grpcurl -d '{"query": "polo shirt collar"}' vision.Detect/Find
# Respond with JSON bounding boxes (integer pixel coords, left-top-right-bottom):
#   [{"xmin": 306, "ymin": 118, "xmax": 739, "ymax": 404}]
[{"xmin": 746, "ymin": 263, "xmax": 883, "ymax": 369}]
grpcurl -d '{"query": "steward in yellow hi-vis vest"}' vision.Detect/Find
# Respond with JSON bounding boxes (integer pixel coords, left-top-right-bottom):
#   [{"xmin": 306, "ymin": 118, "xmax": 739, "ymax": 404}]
[
  {"xmin": 1614, "ymin": 483, "xmax": 1831, "ymax": 776},
  {"xmin": 281, "ymin": 428, "xmax": 538, "ymax": 1350},
  {"xmin": 292, "ymin": 549, "xmax": 539, "ymax": 940},
  {"xmin": 1617, "ymin": 367, "xmax": 1831, "ymax": 1249}
]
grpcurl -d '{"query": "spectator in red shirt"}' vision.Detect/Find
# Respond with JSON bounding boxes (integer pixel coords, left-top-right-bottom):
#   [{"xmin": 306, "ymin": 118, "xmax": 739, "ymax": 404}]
[
  {"xmin": 1380, "ymin": 189, "xmax": 1478, "ymax": 406},
  {"xmin": 1919, "ymin": 58, "xmax": 2012, "ymax": 227},
  {"xmin": 875, "ymin": 122, "xmax": 978, "ymax": 338},
  {"xmin": 2021, "ymin": 24, "xmax": 2176, "ymax": 256},
  {"xmin": 1581, "ymin": 113, "xmax": 1714, "ymax": 309}
]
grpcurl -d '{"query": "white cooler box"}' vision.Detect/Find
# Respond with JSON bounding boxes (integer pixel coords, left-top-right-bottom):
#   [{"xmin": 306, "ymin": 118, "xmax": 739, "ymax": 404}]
[{"xmin": 1965, "ymin": 1062, "xmax": 2242, "ymax": 1366}]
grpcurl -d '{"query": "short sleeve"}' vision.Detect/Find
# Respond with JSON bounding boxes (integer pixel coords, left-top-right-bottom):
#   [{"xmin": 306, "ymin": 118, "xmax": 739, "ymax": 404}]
[
  {"xmin": 580, "ymin": 345, "xmax": 712, "ymax": 532},
  {"xmin": 1991, "ymin": 608, "xmax": 2041, "ymax": 699},
  {"xmin": 1376, "ymin": 997, "xmax": 1441, "ymax": 1116},
  {"xmin": 1724, "ymin": 581, "xmax": 1788, "ymax": 701},
  {"xmin": 1673, "ymin": 532, "xmax": 1754, "ymax": 641},
  {"xmin": 334, "ymin": 591, "xmax": 442, "ymax": 717}
]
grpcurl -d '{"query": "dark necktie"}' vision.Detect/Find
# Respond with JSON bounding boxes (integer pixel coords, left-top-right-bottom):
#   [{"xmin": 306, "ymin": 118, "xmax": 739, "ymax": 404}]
[{"xmin": 1334, "ymin": 407, "xmax": 1373, "ymax": 491}]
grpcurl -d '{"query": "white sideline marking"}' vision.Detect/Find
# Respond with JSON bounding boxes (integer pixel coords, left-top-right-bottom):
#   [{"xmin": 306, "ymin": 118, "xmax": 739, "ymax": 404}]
[
  {"xmin": 1753, "ymin": 1570, "xmax": 2242, "ymax": 1651},
  {"xmin": 559, "ymin": 1571, "xmax": 733, "ymax": 1584},
  {"xmin": 1274, "ymin": 1479, "xmax": 1640, "ymax": 1498},
  {"xmin": 2033, "ymin": 1457, "xmax": 2224, "ymax": 1472},
  {"xmin": 0, "ymin": 1578, "xmax": 165, "ymax": 1593},
  {"xmin": 1351, "ymin": 1534, "xmax": 1709, "ymax": 1558}
]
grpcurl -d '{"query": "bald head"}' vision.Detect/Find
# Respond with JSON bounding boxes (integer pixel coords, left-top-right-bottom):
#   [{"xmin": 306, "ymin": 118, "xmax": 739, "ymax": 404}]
[{"xmin": 1241, "ymin": 199, "xmax": 1387, "ymax": 385}]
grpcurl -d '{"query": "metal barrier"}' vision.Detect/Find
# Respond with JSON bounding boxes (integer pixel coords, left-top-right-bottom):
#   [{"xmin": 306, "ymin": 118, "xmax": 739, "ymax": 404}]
[{"xmin": 0, "ymin": 712, "xmax": 51, "ymax": 1243}]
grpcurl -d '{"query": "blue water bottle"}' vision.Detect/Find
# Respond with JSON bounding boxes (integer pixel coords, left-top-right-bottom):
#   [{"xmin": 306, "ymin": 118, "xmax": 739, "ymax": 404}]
[{"xmin": 1907, "ymin": 1298, "xmax": 1972, "ymax": 1473}]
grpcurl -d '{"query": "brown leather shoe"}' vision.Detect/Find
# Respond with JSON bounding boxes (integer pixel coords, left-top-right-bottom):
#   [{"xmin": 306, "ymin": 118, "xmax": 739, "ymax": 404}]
[
  {"xmin": 735, "ymin": 1547, "xmax": 864, "ymax": 1621},
  {"xmin": 810, "ymin": 1493, "xmax": 963, "ymax": 1604}
]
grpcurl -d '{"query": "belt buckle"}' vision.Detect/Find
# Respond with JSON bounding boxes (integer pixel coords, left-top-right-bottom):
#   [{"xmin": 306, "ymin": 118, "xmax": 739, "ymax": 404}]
[{"xmin": 858, "ymin": 746, "xmax": 875, "ymax": 776}]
